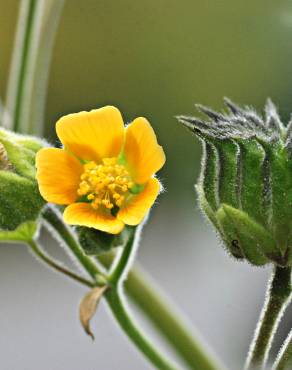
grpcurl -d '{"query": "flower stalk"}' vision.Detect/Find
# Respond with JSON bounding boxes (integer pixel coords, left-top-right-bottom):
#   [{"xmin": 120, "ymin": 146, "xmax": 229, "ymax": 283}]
[
  {"xmin": 245, "ymin": 266, "xmax": 292, "ymax": 370},
  {"xmin": 43, "ymin": 206, "xmax": 220, "ymax": 370},
  {"xmin": 28, "ymin": 238, "xmax": 93, "ymax": 287},
  {"xmin": 42, "ymin": 206, "xmax": 180, "ymax": 370}
]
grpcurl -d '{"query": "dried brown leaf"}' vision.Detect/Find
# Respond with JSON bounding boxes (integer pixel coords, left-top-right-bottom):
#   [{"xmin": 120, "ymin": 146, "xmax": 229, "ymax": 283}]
[{"xmin": 79, "ymin": 285, "xmax": 108, "ymax": 340}]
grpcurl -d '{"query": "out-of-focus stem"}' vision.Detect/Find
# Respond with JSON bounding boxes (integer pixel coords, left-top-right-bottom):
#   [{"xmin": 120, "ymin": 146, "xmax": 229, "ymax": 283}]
[
  {"xmin": 106, "ymin": 289, "xmax": 179, "ymax": 370},
  {"xmin": 4, "ymin": 0, "xmax": 65, "ymax": 135}
]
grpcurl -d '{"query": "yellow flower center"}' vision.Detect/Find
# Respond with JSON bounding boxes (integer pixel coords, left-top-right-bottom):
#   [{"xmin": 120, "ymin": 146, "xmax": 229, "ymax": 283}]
[{"xmin": 77, "ymin": 157, "xmax": 133, "ymax": 210}]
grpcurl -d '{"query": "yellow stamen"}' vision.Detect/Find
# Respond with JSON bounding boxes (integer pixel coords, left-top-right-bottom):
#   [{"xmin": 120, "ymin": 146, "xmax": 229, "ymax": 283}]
[{"xmin": 77, "ymin": 157, "xmax": 133, "ymax": 210}]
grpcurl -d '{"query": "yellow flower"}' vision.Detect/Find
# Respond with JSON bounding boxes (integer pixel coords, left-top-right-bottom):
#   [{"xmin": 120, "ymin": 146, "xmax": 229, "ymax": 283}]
[{"xmin": 36, "ymin": 106, "xmax": 165, "ymax": 234}]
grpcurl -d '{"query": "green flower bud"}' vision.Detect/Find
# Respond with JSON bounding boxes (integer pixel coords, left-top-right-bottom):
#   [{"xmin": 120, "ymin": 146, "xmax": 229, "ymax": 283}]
[
  {"xmin": 76, "ymin": 224, "xmax": 134, "ymax": 255},
  {"xmin": 178, "ymin": 99, "xmax": 292, "ymax": 267},
  {"xmin": 0, "ymin": 128, "xmax": 46, "ymax": 237}
]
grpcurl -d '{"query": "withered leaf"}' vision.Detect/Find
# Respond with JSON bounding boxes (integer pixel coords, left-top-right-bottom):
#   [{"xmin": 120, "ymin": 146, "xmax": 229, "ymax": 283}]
[{"xmin": 79, "ymin": 285, "xmax": 108, "ymax": 340}]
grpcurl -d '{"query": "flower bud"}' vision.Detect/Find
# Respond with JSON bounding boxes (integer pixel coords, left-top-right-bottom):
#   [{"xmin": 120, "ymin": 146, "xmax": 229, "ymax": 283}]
[
  {"xmin": 178, "ymin": 99, "xmax": 292, "ymax": 267},
  {"xmin": 0, "ymin": 128, "xmax": 45, "ymax": 235},
  {"xmin": 76, "ymin": 224, "xmax": 133, "ymax": 255}
]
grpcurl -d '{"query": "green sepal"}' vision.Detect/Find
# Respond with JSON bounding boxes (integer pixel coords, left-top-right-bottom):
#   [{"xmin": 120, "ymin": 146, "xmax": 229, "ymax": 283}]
[
  {"xmin": 196, "ymin": 185, "xmax": 244, "ymax": 259},
  {"xmin": 76, "ymin": 225, "xmax": 132, "ymax": 255},
  {"xmin": 217, "ymin": 204, "xmax": 280, "ymax": 266},
  {"xmin": 0, "ymin": 221, "xmax": 38, "ymax": 243},
  {"xmin": 199, "ymin": 141, "xmax": 219, "ymax": 211},
  {"xmin": 213, "ymin": 139, "xmax": 239, "ymax": 208},
  {"xmin": 263, "ymin": 143, "xmax": 292, "ymax": 253},
  {"xmin": 235, "ymin": 138, "xmax": 267, "ymax": 225}
]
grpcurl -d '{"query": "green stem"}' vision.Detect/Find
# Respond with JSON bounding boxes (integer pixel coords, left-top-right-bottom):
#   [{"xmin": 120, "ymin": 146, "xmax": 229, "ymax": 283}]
[
  {"xmin": 105, "ymin": 289, "xmax": 178, "ymax": 370},
  {"xmin": 109, "ymin": 226, "xmax": 137, "ymax": 285},
  {"xmin": 42, "ymin": 206, "xmax": 102, "ymax": 280},
  {"xmin": 272, "ymin": 329, "xmax": 292, "ymax": 370},
  {"xmin": 43, "ymin": 209, "xmax": 179, "ymax": 370},
  {"xmin": 245, "ymin": 266, "xmax": 292, "ymax": 370},
  {"xmin": 28, "ymin": 239, "xmax": 93, "ymax": 287},
  {"xmin": 44, "ymin": 208, "xmax": 221, "ymax": 370}
]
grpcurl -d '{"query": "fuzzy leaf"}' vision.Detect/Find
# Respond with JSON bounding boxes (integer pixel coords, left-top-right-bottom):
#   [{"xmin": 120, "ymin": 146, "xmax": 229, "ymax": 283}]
[{"xmin": 0, "ymin": 221, "xmax": 38, "ymax": 243}]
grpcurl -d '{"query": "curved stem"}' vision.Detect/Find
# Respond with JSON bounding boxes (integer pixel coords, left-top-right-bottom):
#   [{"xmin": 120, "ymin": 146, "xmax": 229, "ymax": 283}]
[
  {"xmin": 272, "ymin": 329, "xmax": 292, "ymax": 370},
  {"xmin": 105, "ymin": 288, "xmax": 178, "ymax": 370},
  {"xmin": 245, "ymin": 266, "xmax": 292, "ymax": 370},
  {"xmin": 42, "ymin": 206, "xmax": 103, "ymax": 280},
  {"xmin": 44, "ymin": 208, "xmax": 221, "ymax": 370},
  {"xmin": 28, "ymin": 239, "xmax": 93, "ymax": 287},
  {"xmin": 98, "ymin": 247, "xmax": 222, "ymax": 370}
]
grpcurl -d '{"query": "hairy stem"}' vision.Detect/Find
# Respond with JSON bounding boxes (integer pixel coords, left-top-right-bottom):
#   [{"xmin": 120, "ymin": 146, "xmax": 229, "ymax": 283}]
[
  {"xmin": 272, "ymin": 329, "xmax": 292, "ymax": 370},
  {"xmin": 245, "ymin": 266, "xmax": 292, "ymax": 370},
  {"xmin": 44, "ymin": 209, "xmax": 221, "ymax": 370},
  {"xmin": 109, "ymin": 226, "xmax": 137, "ymax": 286},
  {"xmin": 99, "ymin": 245, "xmax": 222, "ymax": 370},
  {"xmin": 28, "ymin": 239, "xmax": 93, "ymax": 287},
  {"xmin": 42, "ymin": 206, "xmax": 102, "ymax": 280}
]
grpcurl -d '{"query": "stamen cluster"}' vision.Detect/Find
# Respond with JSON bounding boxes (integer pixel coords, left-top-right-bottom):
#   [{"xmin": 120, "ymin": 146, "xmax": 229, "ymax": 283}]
[{"xmin": 77, "ymin": 157, "xmax": 133, "ymax": 210}]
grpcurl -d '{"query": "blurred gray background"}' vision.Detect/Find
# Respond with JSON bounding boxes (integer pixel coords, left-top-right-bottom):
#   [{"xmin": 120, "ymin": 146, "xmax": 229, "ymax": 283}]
[{"xmin": 2, "ymin": 1, "xmax": 292, "ymax": 369}]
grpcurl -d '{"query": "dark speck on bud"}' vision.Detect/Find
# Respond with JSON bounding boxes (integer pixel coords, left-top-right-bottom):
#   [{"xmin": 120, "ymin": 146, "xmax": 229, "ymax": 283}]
[{"xmin": 178, "ymin": 98, "xmax": 292, "ymax": 267}]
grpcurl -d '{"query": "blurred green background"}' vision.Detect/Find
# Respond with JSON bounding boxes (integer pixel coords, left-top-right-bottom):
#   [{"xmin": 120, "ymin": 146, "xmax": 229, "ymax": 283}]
[
  {"xmin": 2, "ymin": 1, "xmax": 292, "ymax": 369},
  {"xmin": 3, "ymin": 0, "xmax": 292, "ymax": 202}
]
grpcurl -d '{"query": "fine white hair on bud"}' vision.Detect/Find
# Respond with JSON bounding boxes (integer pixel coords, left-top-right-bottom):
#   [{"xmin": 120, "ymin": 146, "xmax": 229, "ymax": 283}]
[{"xmin": 178, "ymin": 99, "xmax": 292, "ymax": 267}]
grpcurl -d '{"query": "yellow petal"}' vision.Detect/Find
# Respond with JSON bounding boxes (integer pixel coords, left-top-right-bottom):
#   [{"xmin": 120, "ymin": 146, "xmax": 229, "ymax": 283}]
[
  {"xmin": 124, "ymin": 117, "xmax": 165, "ymax": 184},
  {"xmin": 56, "ymin": 106, "xmax": 124, "ymax": 162},
  {"xmin": 117, "ymin": 178, "xmax": 160, "ymax": 225},
  {"xmin": 63, "ymin": 203, "xmax": 125, "ymax": 234},
  {"xmin": 36, "ymin": 148, "xmax": 83, "ymax": 204}
]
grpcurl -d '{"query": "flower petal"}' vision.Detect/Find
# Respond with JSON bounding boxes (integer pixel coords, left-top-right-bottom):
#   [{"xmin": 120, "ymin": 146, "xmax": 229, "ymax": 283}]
[
  {"xmin": 64, "ymin": 203, "xmax": 125, "ymax": 234},
  {"xmin": 124, "ymin": 117, "xmax": 165, "ymax": 184},
  {"xmin": 56, "ymin": 106, "xmax": 124, "ymax": 162},
  {"xmin": 36, "ymin": 148, "xmax": 83, "ymax": 204},
  {"xmin": 117, "ymin": 178, "xmax": 160, "ymax": 225}
]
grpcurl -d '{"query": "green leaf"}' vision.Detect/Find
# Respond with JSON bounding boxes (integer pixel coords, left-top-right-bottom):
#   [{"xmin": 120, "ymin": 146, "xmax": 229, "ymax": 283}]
[
  {"xmin": 0, "ymin": 170, "xmax": 44, "ymax": 230},
  {"xmin": 0, "ymin": 221, "xmax": 38, "ymax": 243}
]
